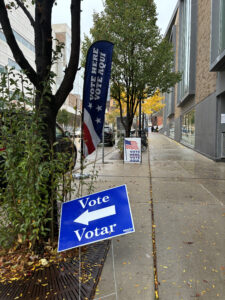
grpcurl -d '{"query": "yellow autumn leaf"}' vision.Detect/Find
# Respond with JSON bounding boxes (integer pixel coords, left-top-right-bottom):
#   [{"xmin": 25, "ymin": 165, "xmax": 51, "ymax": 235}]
[
  {"xmin": 201, "ymin": 290, "xmax": 206, "ymax": 295},
  {"xmin": 39, "ymin": 258, "xmax": 48, "ymax": 266}
]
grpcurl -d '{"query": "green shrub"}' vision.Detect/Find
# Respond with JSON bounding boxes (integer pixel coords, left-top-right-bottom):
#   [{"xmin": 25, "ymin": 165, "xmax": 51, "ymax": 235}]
[
  {"xmin": 117, "ymin": 137, "xmax": 124, "ymax": 159},
  {"xmin": 0, "ymin": 69, "xmax": 70, "ymax": 249}
]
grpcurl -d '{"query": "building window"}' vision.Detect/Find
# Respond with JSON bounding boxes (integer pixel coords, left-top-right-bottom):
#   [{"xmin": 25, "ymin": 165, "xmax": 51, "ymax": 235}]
[
  {"xmin": 178, "ymin": 0, "xmax": 191, "ymax": 100},
  {"xmin": 169, "ymin": 121, "xmax": 175, "ymax": 138},
  {"xmin": 0, "ymin": 30, "xmax": 6, "ymax": 42},
  {"xmin": 178, "ymin": 0, "xmax": 197, "ymax": 104},
  {"xmin": 65, "ymin": 33, "xmax": 71, "ymax": 64},
  {"xmin": 181, "ymin": 109, "xmax": 195, "ymax": 147},
  {"xmin": 210, "ymin": 0, "xmax": 225, "ymax": 71},
  {"xmin": 0, "ymin": 29, "xmax": 34, "ymax": 53},
  {"xmin": 13, "ymin": 30, "xmax": 35, "ymax": 53},
  {"xmin": 166, "ymin": 25, "xmax": 176, "ymax": 117},
  {"xmin": 0, "ymin": 65, "xmax": 5, "ymax": 73},
  {"xmin": 8, "ymin": 59, "xmax": 21, "ymax": 71}
]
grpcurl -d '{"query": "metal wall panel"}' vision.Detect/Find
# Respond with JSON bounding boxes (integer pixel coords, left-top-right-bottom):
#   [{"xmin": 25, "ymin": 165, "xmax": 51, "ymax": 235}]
[{"xmin": 195, "ymin": 93, "xmax": 217, "ymax": 158}]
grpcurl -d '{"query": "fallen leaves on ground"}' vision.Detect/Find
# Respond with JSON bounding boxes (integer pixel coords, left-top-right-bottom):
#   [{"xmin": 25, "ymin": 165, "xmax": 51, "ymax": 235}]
[
  {"xmin": 183, "ymin": 241, "xmax": 194, "ymax": 245},
  {"xmin": 0, "ymin": 240, "xmax": 83, "ymax": 284}
]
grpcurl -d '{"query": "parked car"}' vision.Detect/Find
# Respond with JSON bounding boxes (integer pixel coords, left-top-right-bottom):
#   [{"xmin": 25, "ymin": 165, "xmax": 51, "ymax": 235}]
[
  {"xmin": 103, "ymin": 126, "xmax": 115, "ymax": 146},
  {"xmin": 0, "ymin": 113, "xmax": 77, "ymax": 189},
  {"xmin": 130, "ymin": 129, "xmax": 136, "ymax": 136},
  {"xmin": 55, "ymin": 123, "xmax": 77, "ymax": 169},
  {"xmin": 75, "ymin": 128, "xmax": 81, "ymax": 138}
]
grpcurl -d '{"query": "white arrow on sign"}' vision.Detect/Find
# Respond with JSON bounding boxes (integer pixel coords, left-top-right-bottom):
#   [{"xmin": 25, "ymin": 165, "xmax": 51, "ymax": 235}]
[{"xmin": 74, "ymin": 205, "xmax": 116, "ymax": 225}]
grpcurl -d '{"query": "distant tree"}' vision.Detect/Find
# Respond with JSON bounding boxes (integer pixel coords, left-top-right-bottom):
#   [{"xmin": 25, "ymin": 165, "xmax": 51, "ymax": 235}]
[
  {"xmin": 106, "ymin": 109, "xmax": 119, "ymax": 127},
  {"xmin": 142, "ymin": 90, "xmax": 165, "ymax": 115},
  {"xmin": 107, "ymin": 90, "xmax": 164, "ymax": 132},
  {"xmin": 82, "ymin": 0, "xmax": 181, "ymax": 136},
  {"xmin": 57, "ymin": 109, "xmax": 72, "ymax": 128}
]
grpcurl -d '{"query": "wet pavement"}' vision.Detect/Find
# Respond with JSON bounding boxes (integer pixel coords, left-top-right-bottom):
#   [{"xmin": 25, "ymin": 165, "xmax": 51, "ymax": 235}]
[
  {"xmin": 91, "ymin": 148, "xmax": 154, "ymax": 300},
  {"xmin": 151, "ymin": 134, "xmax": 225, "ymax": 300},
  {"xmin": 84, "ymin": 133, "xmax": 225, "ymax": 300}
]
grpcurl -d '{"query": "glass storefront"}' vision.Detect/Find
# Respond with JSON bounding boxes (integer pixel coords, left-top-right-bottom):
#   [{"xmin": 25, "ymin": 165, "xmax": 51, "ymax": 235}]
[
  {"xmin": 169, "ymin": 121, "xmax": 175, "ymax": 139},
  {"xmin": 181, "ymin": 109, "xmax": 195, "ymax": 147}
]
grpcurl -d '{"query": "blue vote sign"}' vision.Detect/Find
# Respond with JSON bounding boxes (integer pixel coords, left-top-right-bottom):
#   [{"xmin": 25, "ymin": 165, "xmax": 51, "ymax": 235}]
[{"xmin": 58, "ymin": 185, "xmax": 135, "ymax": 252}]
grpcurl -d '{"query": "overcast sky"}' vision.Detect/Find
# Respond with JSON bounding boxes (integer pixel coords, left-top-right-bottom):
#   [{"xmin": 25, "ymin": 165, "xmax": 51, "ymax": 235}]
[{"xmin": 52, "ymin": 0, "xmax": 178, "ymax": 94}]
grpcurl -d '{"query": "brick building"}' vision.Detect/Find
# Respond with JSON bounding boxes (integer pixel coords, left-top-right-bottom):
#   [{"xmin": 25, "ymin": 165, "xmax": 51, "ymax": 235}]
[{"xmin": 162, "ymin": 0, "xmax": 225, "ymax": 160}]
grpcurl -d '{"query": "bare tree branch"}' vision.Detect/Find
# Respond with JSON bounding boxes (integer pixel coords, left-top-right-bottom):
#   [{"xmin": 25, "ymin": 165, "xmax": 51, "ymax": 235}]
[
  {"xmin": 55, "ymin": 0, "xmax": 81, "ymax": 111},
  {"xmin": 15, "ymin": 0, "xmax": 35, "ymax": 27},
  {"xmin": 0, "ymin": 0, "xmax": 37, "ymax": 86}
]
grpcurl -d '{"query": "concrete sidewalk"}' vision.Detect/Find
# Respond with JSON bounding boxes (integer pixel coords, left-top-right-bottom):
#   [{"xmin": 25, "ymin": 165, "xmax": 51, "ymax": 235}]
[
  {"xmin": 91, "ymin": 147, "xmax": 154, "ymax": 300},
  {"xmin": 85, "ymin": 133, "xmax": 225, "ymax": 300},
  {"xmin": 150, "ymin": 134, "xmax": 225, "ymax": 300}
]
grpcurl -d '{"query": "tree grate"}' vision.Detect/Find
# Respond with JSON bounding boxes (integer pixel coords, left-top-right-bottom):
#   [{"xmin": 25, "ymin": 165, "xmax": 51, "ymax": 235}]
[{"xmin": 0, "ymin": 240, "xmax": 110, "ymax": 300}]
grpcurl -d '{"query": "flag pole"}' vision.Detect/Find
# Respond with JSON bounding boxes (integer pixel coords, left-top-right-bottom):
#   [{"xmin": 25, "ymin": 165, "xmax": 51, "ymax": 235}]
[
  {"xmin": 80, "ymin": 45, "xmax": 89, "ymax": 177},
  {"xmin": 102, "ymin": 120, "xmax": 105, "ymax": 164},
  {"xmin": 80, "ymin": 105, "xmax": 84, "ymax": 177}
]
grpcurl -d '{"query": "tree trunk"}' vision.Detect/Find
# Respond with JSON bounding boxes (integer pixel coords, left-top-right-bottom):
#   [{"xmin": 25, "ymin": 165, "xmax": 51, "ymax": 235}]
[
  {"xmin": 142, "ymin": 112, "xmax": 145, "ymax": 131},
  {"xmin": 36, "ymin": 92, "xmax": 59, "ymax": 239}
]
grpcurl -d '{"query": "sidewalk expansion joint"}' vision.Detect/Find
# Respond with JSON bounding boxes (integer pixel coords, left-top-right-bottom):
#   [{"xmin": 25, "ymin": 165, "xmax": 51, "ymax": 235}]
[
  {"xmin": 94, "ymin": 292, "xmax": 117, "ymax": 300},
  {"xmin": 148, "ymin": 146, "xmax": 160, "ymax": 300},
  {"xmin": 98, "ymin": 175, "xmax": 150, "ymax": 178},
  {"xmin": 151, "ymin": 176, "xmax": 225, "ymax": 181}
]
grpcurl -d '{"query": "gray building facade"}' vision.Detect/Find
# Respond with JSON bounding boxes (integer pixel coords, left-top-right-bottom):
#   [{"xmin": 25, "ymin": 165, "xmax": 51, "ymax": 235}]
[{"xmin": 162, "ymin": 0, "xmax": 225, "ymax": 161}]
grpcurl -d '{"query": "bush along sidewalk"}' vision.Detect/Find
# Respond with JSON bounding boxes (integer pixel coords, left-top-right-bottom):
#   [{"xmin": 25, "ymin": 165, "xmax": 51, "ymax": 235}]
[
  {"xmin": 0, "ymin": 69, "xmax": 109, "ymax": 300},
  {"xmin": 117, "ymin": 136, "xmax": 124, "ymax": 159}
]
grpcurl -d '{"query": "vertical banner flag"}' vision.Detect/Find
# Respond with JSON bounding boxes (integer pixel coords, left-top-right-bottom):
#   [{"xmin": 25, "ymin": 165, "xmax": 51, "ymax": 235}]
[{"xmin": 82, "ymin": 41, "xmax": 114, "ymax": 157}]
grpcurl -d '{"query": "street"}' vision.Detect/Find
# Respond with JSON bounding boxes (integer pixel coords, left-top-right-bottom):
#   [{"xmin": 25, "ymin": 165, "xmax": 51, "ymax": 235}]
[{"xmin": 81, "ymin": 133, "xmax": 225, "ymax": 300}]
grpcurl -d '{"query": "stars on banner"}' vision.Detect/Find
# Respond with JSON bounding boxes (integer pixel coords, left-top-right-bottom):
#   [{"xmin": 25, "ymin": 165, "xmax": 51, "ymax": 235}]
[
  {"xmin": 95, "ymin": 117, "xmax": 101, "ymax": 124},
  {"xmin": 96, "ymin": 105, "xmax": 102, "ymax": 112}
]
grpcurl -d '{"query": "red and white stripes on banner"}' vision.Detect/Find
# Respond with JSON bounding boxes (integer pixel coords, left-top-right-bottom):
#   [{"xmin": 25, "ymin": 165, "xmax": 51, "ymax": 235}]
[{"xmin": 83, "ymin": 108, "xmax": 101, "ymax": 157}]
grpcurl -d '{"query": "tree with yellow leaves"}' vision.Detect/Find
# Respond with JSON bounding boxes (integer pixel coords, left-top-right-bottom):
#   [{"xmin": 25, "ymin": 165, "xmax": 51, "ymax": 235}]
[
  {"xmin": 106, "ymin": 91, "xmax": 164, "ymax": 128},
  {"xmin": 142, "ymin": 90, "xmax": 165, "ymax": 115},
  {"xmin": 106, "ymin": 96, "xmax": 127, "ymax": 126},
  {"xmin": 106, "ymin": 106, "xmax": 120, "ymax": 127}
]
